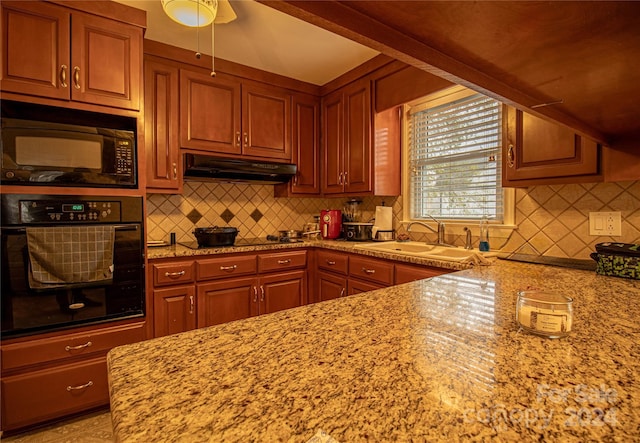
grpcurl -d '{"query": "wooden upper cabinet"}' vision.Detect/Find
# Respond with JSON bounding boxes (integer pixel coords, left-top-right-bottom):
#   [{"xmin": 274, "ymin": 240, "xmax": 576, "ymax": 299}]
[
  {"xmin": 180, "ymin": 69, "xmax": 242, "ymax": 155},
  {"xmin": 180, "ymin": 69, "xmax": 293, "ymax": 161},
  {"xmin": 1, "ymin": 1, "xmax": 70, "ymax": 100},
  {"xmin": 242, "ymin": 83, "xmax": 291, "ymax": 160},
  {"xmin": 145, "ymin": 58, "xmax": 181, "ymax": 192},
  {"xmin": 343, "ymin": 79, "xmax": 372, "ymax": 194},
  {"xmin": 321, "ymin": 89, "xmax": 344, "ymax": 194},
  {"xmin": 276, "ymin": 93, "xmax": 320, "ymax": 196},
  {"xmin": 503, "ymin": 105, "xmax": 600, "ymax": 186},
  {"xmin": 321, "ymin": 78, "xmax": 373, "ymax": 195},
  {"xmin": 0, "ymin": 1, "xmax": 142, "ymax": 111}
]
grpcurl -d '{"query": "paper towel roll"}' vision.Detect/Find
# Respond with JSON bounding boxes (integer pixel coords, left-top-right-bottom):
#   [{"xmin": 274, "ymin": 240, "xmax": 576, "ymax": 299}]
[{"xmin": 372, "ymin": 206, "xmax": 393, "ymax": 239}]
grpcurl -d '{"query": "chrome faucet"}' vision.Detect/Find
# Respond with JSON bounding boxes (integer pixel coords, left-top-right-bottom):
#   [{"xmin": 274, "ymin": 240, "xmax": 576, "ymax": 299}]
[
  {"xmin": 406, "ymin": 215, "xmax": 452, "ymax": 246},
  {"xmin": 463, "ymin": 226, "xmax": 473, "ymax": 250}
]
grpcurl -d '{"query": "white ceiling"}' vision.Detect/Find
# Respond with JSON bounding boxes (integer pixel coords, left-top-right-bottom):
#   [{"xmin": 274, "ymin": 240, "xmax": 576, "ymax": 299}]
[{"xmin": 114, "ymin": 0, "xmax": 380, "ymax": 85}]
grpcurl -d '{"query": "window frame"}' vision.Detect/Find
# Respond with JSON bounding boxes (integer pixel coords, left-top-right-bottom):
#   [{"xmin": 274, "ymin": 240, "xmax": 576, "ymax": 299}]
[{"xmin": 401, "ymin": 85, "xmax": 515, "ymax": 235}]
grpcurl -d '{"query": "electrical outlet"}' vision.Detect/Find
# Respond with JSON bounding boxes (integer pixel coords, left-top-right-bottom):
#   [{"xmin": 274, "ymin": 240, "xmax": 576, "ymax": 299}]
[{"xmin": 589, "ymin": 211, "xmax": 622, "ymax": 236}]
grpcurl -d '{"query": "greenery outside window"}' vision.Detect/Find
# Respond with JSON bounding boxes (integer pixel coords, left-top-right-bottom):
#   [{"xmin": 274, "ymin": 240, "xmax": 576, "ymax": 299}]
[{"xmin": 404, "ymin": 86, "xmax": 514, "ymax": 228}]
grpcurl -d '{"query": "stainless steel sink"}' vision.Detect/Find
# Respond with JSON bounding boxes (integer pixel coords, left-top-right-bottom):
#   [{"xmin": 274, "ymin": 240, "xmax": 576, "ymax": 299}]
[{"xmin": 353, "ymin": 241, "xmax": 497, "ymax": 262}]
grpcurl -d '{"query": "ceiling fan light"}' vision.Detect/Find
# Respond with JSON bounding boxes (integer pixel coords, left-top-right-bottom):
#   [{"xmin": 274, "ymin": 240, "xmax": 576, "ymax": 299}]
[{"xmin": 161, "ymin": 0, "xmax": 217, "ymax": 27}]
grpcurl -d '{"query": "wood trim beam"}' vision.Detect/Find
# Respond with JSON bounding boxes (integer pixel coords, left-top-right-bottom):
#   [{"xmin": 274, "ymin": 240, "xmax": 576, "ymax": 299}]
[{"xmin": 258, "ymin": 0, "xmax": 609, "ymax": 145}]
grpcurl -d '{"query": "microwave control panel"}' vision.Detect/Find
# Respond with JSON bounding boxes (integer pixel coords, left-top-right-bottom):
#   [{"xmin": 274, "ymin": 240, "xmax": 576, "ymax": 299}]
[{"xmin": 19, "ymin": 200, "xmax": 122, "ymax": 223}]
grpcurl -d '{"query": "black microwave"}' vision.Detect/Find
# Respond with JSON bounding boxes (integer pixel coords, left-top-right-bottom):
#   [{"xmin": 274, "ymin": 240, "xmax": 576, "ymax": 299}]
[{"xmin": 1, "ymin": 118, "xmax": 137, "ymax": 188}]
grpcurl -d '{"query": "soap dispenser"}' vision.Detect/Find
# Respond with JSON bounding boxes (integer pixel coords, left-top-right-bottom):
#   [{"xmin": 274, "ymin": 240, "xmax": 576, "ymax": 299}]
[{"xmin": 479, "ymin": 215, "xmax": 490, "ymax": 252}]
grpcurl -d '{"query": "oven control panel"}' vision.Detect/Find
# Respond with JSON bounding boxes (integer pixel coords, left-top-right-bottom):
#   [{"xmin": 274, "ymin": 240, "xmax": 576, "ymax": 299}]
[{"xmin": 19, "ymin": 200, "xmax": 122, "ymax": 223}]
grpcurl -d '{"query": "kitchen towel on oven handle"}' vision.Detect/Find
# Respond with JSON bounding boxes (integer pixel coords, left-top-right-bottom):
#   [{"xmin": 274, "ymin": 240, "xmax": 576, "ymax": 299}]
[{"xmin": 26, "ymin": 226, "xmax": 115, "ymax": 289}]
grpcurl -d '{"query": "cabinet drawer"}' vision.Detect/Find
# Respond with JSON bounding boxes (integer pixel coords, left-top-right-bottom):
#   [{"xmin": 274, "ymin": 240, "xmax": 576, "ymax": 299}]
[
  {"xmin": 197, "ymin": 255, "xmax": 257, "ymax": 281},
  {"xmin": 1, "ymin": 322, "xmax": 145, "ymax": 371},
  {"xmin": 258, "ymin": 250, "xmax": 307, "ymax": 273},
  {"xmin": 153, "ymin": 261, "xmax": 195, "ymax": 286},
  {"xmin": 1, "ymin": 358, "xmax": 108, "ymax": 431},
  {"xmin": 317, "ymin": 250, "xmax": 348, "ymax": 275},
  {"xmin": 395, "ymin": 263, "xmax": 450, "ymax": 284},
  {"xmin": 349, "ymin": 256, "xmax": 394, "ymax": 286}
]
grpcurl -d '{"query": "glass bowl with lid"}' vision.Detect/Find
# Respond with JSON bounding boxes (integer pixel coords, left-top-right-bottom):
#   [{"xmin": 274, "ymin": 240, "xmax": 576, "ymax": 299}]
[{"xmin": 516, "ymin": 291, "xmax": 573, "ymax": 338}]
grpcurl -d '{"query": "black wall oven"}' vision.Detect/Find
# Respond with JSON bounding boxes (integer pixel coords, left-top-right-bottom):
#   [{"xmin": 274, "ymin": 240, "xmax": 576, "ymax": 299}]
[{"xmin": 1, "ymin": 194, "xmax": 145, "ymax": 339}]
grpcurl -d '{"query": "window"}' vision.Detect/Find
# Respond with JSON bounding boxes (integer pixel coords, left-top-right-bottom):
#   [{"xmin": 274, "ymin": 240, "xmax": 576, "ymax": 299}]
[{"xmin": 406, "ymin": 86, "xmax": 508, "ymax": 223}]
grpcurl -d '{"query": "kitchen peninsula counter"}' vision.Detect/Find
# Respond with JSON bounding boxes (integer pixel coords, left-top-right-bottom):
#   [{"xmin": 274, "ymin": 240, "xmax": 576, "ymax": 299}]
[{"xmin": 107, "ymin": 260, "xmax": 640, "ymax": 442}]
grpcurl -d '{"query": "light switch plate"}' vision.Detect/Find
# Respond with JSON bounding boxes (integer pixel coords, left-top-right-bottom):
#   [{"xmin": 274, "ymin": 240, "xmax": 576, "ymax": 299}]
[{"xmin": 589, "ymin": 211, "xmax": 622, "ymax": 236}]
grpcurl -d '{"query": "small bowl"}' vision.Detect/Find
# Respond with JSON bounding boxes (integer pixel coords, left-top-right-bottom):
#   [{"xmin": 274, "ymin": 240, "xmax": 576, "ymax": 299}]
[{"xmin": 516, "ymin": 291, "xmax": 573, "ymax": 338}]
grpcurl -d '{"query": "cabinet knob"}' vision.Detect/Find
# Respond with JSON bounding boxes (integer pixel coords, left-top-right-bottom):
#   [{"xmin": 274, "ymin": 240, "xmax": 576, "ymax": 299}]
[
  {"xmin": 59, "ymin": 65, "xmax": 68, "ymax": 88},
  {"xmin": 73, "ymin": 66, "xmax": 81, "ymax": 89},
  {"xmin": 507, "ymin": 144, "xmax": 515, "ymax": 168}
]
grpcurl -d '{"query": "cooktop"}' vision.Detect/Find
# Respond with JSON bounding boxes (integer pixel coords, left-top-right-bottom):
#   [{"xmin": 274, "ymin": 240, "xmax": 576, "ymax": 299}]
[{"xmin": 178, "ymin": 237, "xmax": 303, "ymax": 250}]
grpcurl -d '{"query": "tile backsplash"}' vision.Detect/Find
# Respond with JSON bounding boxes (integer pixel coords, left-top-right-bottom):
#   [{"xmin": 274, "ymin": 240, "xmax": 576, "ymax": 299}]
[{"xmin": 147, "ymin": 180, "xmax": 640, "ymax": 260}]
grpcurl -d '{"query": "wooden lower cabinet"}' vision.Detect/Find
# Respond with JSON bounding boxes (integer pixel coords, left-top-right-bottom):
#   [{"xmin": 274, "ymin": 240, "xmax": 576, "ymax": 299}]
[
  {"xmin": 197, "ymin": 277, "xmax": 257, "ymax": 328},
  {"xmin": 261, "ymin": 270, "xmax": 306, "ymax": 314},
  {"xmin": 0, "ymin": 321, "xmax": 145, "ymax": 432},
  {"xmin": 317, "ymin": 270, "xmax": 347, "ymax": 302},
  {"xmin": 348, "ymin": 279, "xmax": 385, "ymax": 295},
  {"xmin": 153, "ymin": 285, "xmax": 196, "ymax": 337},
  {"xmin": 1, "ymin": 358, "xmax": 107, "ymax": 431}
]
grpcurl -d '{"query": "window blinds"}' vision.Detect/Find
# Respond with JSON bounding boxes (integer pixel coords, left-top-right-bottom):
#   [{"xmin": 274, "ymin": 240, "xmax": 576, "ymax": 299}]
[{"xmin": 409, "ymin": 93, "xmax": 503, "ymax": 221}]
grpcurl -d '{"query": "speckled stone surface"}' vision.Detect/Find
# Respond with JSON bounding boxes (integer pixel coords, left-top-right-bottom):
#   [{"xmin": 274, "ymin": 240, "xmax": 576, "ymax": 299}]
[
  {"xmin": 147, "ymin": 240, "xmax": 474, "ymax": 271},
  {"xmin": 108, "ymin": 260, "xmax": 640, "ymax": 442}
]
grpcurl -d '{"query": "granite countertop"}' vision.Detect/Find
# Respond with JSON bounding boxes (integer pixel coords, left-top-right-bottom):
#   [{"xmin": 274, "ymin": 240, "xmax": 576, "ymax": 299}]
[
  {"xmin": 108, "ymin": 260, "xmax": 640, "ymax": 442},
  {"xmin": 146, "ymin": 239, "xmax": 475, "ymax": 271}
]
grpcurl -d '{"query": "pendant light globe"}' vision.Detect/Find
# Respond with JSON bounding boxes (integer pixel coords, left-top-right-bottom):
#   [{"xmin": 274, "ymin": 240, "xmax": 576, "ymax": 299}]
[{"xmin": 161, "ymin": 0, "xmax": 218, "ymax": 27}]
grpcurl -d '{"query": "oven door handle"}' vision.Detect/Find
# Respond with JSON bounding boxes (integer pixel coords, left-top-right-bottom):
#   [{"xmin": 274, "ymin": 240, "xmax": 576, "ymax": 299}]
[{"xmin": 1, "ymin": 224, "xmax": 139, "ymax": 233}]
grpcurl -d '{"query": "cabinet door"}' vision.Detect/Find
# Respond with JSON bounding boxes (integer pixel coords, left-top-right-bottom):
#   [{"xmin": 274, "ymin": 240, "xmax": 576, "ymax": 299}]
[
  {"xmin": 71, "ymin": 12, "xmax": 141, "ymax": 110},
  {"xmin": 145, "ymin": 58, "xmax": 181, "ymax": 192},
  {"xmin": 503, "ymin": 106, "xmax": 599, "ymax": 185},
  {"xmin": 242, "ymin": 83, "xmax": 291, "ymax": 160},
  {"xmin": 197, "ymin": 277, "xmax": 257, "ymax": 328},
  {"xmin": 322, "ymin": 90, "xmax": 344, "ymax": 194},
  {"xmin": 0, "ymin": 1, "xmax": 70, "ymax": 100},
  {"xmin": 153, "ymin": 286, "xmax": 196, "ymax": 338},
  {"xmin": 290, "ymin": 93, "xmax": 320, "ymax": 194},
  {"xmin": 180, "ymin": 69, "xmax": 241, "ymax": 154},
  {"xmin": 316, "ymin": 270, "xmax": 347, "ymax": 302},
  {"xmin": 343, "ymin": 79, "xmax": 372, "ymax": 193},
  {"xmin": 348, "ymin": 278, "xmax": 384, "ymax": 296},
  {"xmin": 259, "ymin": 270, "xmax": 307, "ymax": 314}
]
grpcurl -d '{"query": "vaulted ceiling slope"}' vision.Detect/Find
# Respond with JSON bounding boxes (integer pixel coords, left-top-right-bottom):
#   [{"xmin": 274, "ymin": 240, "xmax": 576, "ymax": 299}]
[{"xmin": 261, "ymin": 1, "xmax": 640, "ymax": 148}]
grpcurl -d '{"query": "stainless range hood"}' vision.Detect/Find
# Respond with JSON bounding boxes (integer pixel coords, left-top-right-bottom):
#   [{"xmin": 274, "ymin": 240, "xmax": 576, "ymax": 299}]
[{"xmin": 183, "ymin": 154, "xmax": 297, "ymax": 184}]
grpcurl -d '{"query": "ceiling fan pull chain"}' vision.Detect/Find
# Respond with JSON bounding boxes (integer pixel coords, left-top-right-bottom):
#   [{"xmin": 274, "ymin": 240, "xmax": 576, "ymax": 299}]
[
  {"xmin": 211, "ymin": 22, "xmax": 216, "ymax": 77},
  {"xmin": 195, "ymin": 0, "xmax": 202, "ymax": 59}
]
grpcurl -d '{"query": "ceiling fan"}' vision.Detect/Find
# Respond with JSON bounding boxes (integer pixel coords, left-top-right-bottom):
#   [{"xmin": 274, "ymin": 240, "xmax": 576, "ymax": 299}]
[{"xmin": 161, "ymin": 0, "xmax": 237, "ymax": 75}]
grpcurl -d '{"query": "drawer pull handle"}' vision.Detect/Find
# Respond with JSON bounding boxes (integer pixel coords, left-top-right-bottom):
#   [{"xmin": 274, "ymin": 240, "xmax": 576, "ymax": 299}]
[
  {"xmin": 260, "ymin": 285, "xmax": 265, "ymax": 302},
  {"xmin": 189, "ymin": 295, "xmax": 194, "ymax": 314},
  {"xmin": 65, "ymin": 341, "xmax": 92, "ymax": 351},
  {"xmin": 362, "ymin": 268, "xmax": 376, "ymax": 274},
  {"xmin": 67, "ymin": 381, "xmax": 93, "ymax": 391},
  {"xmin": 253, "ymin": 286, "xmax": 258, "ymax": 303},
  {"xmin": 220, "ymin": 265, "xmax": 237, "ymax": 271},
  {"xmin": 277, "ymin": 259, "xmax": 291, "ymax": 264},
  {"xmin": 165, "ymin": 270, "xmax": 186, "ymax": 278},
  {"xmin": 507, "ymin": 144, "xmax": 515, "ymax": 168},
  {"xmin": 340, "ymin": 288, "xmax": 345, "ymax": 298},
  {"xmin": 326, "ymin": 260, "xmax": 336, "ymax": 265}
]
